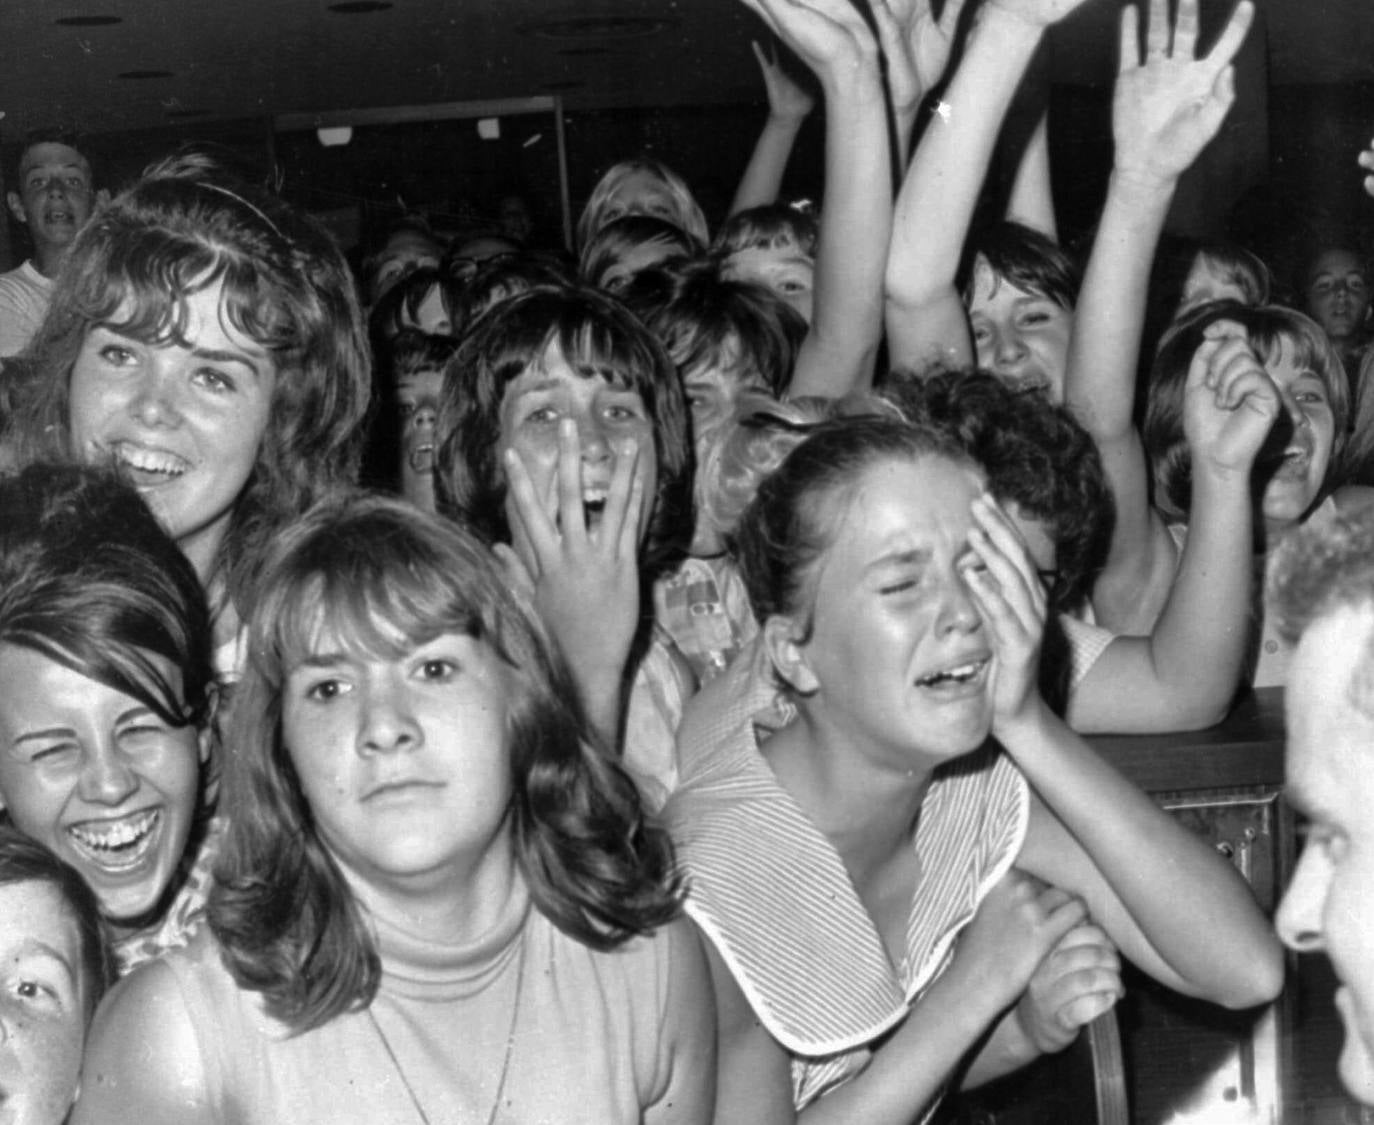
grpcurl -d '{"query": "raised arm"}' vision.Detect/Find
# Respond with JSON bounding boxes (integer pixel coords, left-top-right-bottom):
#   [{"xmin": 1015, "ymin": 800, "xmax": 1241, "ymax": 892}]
[
  {"xmin": 1065, "ymin": 325, "xmax": 1279, "ymax": 732},
  {"xmin": 874, "ymin": 0, "xmax": 969, "ymax": 168},
  {"xmin": 966, "ymin": 495, "xmax": 1284, "ymax": 1009},
  {"xmin": 729, "ymin": 41, "xmax": 817, "ymax": 216},
  {"xmin": 741, "ymin": 0, "xmax": 890, "ymax": 399},
  {"xmin": 1065, "ymin": 0, "xmax": 1253, "ymax": 632},
  {"xmin": 885, "ymin": 0, "xmax": 1073, "ymax": 375}
]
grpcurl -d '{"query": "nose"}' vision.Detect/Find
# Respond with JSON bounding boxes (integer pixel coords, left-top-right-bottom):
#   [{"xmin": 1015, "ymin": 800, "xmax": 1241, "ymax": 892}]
[
  {"xmin": 77, "ymin": 743, "xmax": 140, "ymax": 807},
  {"xmin": 410, "ymin": 402, "xmax": 436, "ymax": 434},
  {"xmin": 128, "ymin": 361, "xmax": 185, "ymax": 429},
  {"xmin": 1279, "ymin": 387, "xmax": 1310, "ymax": 429},
  {"xmin": 993, "ymin": 327, "xmax": 1026, "ymax": 371},
  {"xmin": 577, "ymin": 410, "xmax": 611, "ymax": 463},
  {"xmin": 358, "ymin": 673, "xmax": 422, "ymax": 756},
  {"xmin": 939, "ymin": 570, "xmax": 984, "ymax": 635},
  {"xmin": 1275, "ymin": 843, "xmax": 1330, "ymax": 954}
]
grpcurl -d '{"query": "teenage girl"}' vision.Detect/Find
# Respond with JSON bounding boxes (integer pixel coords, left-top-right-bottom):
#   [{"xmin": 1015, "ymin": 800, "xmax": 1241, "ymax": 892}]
[
  {"xmin": 72, "ymin": 495, "xmax": 715, "ymax": 1125},
  {"xmin": 667, "ymin": 413, "xmax": 1283, "ymax": 1122},
  {"xmin": 2, "ymin": 153, "xmax": 371, "ymax": 672}
]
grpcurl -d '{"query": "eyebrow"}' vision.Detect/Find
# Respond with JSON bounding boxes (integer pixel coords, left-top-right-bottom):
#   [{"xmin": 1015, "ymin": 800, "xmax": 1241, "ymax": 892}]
[
  {"xmin": 11, "ymin": 727, "xmax": 75, "ymax": 750},
  {"xmin": 189, "ymin": 346, "xmax": 265, "ymax": 379},
  {"xmin": 12, "ymin": 939, "xmax": 79, "ymax": 986},
  {"xmin": 865, "ymin": 548, "xmax": 933, "ymax": 575}
]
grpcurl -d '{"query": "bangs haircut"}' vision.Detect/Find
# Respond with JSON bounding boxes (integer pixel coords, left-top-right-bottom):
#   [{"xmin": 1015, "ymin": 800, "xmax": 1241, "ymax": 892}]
[
  {"xmin": 211, "ymin": 494, "xmax": 682, "ymax": 1033},
  {"xmin": 0, "ymin": 464, "xmax": 212, "ymax": 730},
  {"xmin": 713, "ymin": 203, "xmax": 819, "ymax": 259},
  {"xmin": 1145, "ymin": 302, "xmax": 1350, "ymax": 521},
  {"xmin": 962, "ymin": 220, "xmax": 1080, "ymax": 312},
  {"xmin": 435, "ymin": 284, "xmax": 692, "ymax": 569},
  {"xmin": 622, "ymin": 259, "xmax": 805, "ymax": 398},
  {"xmin": 579, "ymin": 214, "xmax": 703, "ymax": 291}
]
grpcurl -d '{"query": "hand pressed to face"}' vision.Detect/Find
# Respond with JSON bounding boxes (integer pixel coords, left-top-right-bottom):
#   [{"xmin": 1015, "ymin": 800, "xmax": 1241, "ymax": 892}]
[
  {"xmin": 1278, "ymin": 608, "xmax": 1374, "ymax": 1104},
  {"xmin": 0, "ymin": 881, "xmax": 88, "ymax": 1125},
  {"xmin": 0, "ymin": 646, "xmax": 201, "ymax": 927},
  {"xmin": 1182, "ymin": 321, "xmax": 1281, "ymax": 479},
  {"xmin": 67, "ymin": 280, "xmax": 278, "ymax": 583},
  {"xmin": 1111, "ymin": 0, "xmax": 1253, "ymax": 187}
]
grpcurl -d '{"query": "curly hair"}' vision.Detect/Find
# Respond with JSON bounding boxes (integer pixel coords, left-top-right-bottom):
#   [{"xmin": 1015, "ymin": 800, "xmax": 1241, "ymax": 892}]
[
  {"xmin": 434, "ymin": 284, "xmax": 693, "ymax": 573},
  {"xmin": 209, "ymin": 494, "xmax": 682, "ymax": 1032},
  {"xmin": 1143, "ymin": 301, "xmax": 1349, "ymax": 523},
  {"xmin": 576, "ymin": 157, "xmax": 709, "ymax": 250},
  {"xmin": 884, "ymin": 368, "xmax": 1114, "ymax": 614},
  {"xmin": 2, "ymin": 155, "xmax": 372, "ymax": 621}
]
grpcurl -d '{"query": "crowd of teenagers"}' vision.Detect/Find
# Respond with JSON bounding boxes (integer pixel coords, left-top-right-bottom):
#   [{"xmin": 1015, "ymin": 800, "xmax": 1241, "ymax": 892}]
[{"xmin": 4, "ymin": 0, "xmax": 1374, "ymax": 1119}]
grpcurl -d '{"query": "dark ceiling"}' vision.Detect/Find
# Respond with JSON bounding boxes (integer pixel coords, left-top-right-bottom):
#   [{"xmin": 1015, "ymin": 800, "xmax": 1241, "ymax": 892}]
[{"xmin": 1, "ymin": 0, "xmax": 1370, "ymax": 141}]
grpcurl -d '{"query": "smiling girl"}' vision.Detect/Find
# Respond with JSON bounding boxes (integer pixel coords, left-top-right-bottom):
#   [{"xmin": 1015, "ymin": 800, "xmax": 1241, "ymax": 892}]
[
  {"xmin": 72, "ymin": 495, "xmax": 714, "ymax": 1125},
  {"xmin": 2, "ymin": 154, "xmax": 370, "ymax": 667}
]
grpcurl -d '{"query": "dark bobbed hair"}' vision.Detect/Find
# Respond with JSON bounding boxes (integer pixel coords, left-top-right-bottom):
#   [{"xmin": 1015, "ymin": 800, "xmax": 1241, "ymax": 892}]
[
  {"xmin": 0, "ymin": 464, "xmax": 213, "ymax": 731},
  {"xmin": 434, "ymin": 284, "xmax": 693, "ymax": 572},
  {"xmin": 576, "ymin": 157, "xmax": 709, "ymax": 251},
  {"xmin": 622, "ymin": 258, "xmax": 805, "ymax": 400},
  {"xmin": 367, "ymin": 266, "xmax": 461, "ymax": 346},
  {"xmin": 209, "ymin": 494, "xmax": 681, "ymax": 1032},
  {"xmin": 2, "ymin": 155, "xmax": 372, "ymax": 619},
  {"xmin": 0, "ymin": 825, "xmax": 114, "ymax": 1021},
  {"xmin": 578, "ymin": 214, "xmax": 703, "ymax": 292},
  {"xmin": 884, "ymin": 367, "xmax": 1114, "ymax": 614},
  {"xmin": 1143, "ymin": 301, "xmax": 1350, "ymax": 522},
  {"xmin": 961, "ymin": 220, "xmax": 1081, "ymax": 312},
  {"xmin": 713, "ymin": 203, "xmax": 819, "ymax": 260},
  {"xmin": 449, "ymin": 253, "xmax": 572, "ymax": 335},
  {"xmin": 735, "ymin": 413, "xmax": 977, "ymax": 640}
]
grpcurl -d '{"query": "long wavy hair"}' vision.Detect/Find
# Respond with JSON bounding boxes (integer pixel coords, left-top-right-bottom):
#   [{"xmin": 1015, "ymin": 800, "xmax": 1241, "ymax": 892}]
[
  {"xmin": 2, "ymin": 154, "xmax": 372, "ymax": 621},
  {"xmin": 434, "ymin": 283, "xmax": 693, "ymax": 574},
  {"xmin": 209, "ymin": 494, "xmax": 682, "ymax": 1033},
  {"xmin": 575, "ymin": 157, "xmax": 709, "ymax": 251}
]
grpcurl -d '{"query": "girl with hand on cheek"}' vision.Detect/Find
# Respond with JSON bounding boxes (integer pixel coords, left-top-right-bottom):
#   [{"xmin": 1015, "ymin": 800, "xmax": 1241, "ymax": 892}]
[
  {"xmin": 72, "ymin": 495, "xmax": 714, "ymax": 1125},
  {"xmin": 436, "ymin": 284, "xmax": 695, "ymax": 809},
  {"xmin": 0, "ymin": 465, "xmax": 219, "ymax": 975},
  {"xmin": 1, "ymin": 154, "xmax": 370, "ymax": 675},
  {"xmin": 667, "ymin": 415, "xmax": 1282, "ymax": 1123}
]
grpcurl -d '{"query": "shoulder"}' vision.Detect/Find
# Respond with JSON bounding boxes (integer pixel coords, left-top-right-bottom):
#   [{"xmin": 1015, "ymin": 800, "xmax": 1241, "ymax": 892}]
[{"xmin": 72, "ymin": 954, "xmax": 216, "ymax": 1124}]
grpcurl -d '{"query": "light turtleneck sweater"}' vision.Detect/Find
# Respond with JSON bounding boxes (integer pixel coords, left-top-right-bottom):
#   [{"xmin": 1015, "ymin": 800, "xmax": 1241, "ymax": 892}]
[{"xmin": 155, "ymin": 884, "xmax": 693, "ymax": 1123}]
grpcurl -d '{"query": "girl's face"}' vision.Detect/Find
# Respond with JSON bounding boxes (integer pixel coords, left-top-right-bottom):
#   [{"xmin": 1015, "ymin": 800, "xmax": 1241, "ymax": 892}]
[
  {"xmin": 967, "ymin": 256, "xmax": 1073, "ymax": 402},
  {"xmin": 396, "ymin": 368, "xmax": 443, "ymax": 513},
  {"xmin": 0, "ymin": 880, "xmax": 88, "ymax": 1125},
  {"xmin": 600, "ymin": 171, "xmax": 678, "ymax": 228},
  {"xmin": 68, "ymin": 279, "xmax": 278, "ymax": 583},
  {"xmin": 1258, "ymin": 335, "xmax": 1337, "ymax": 532},
  {"xmin": 0, "ymin": 645, "xmax": 202, "ymax": 928},
  {"xmin": 1177, "ymin": 254, "xmax": 1249, "ymax": 319},
  {"xmin": 684, "ymin": 349, "xmax": 766, "ymax": 556},
  {"xmin": 498, "ymin": 343, "xmax": 658, "ymax": 551},
  {"xmin": 723, "ymin": 243, "xmax": 815, "ymax": 324},
  {"xmin": 789, "ymin": 454, "xmax": 995, "ymax": 767},
  {"xmin": 282, "ymin": 628, "xmax": 515, "ymax": 903},
  {"xmin": 1306, "ymin": 250, "xmax": 1370, "ymax": 346}
]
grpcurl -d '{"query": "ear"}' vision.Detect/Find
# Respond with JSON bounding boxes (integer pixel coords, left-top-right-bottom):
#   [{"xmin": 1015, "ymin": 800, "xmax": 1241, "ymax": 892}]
[
  {"xmin": 6, "ymin": 191, "xmax": 28, "ymax": 225},
  {"xmin": 762, "ymin": 614, "xmax": 819, "ymax": 696}
]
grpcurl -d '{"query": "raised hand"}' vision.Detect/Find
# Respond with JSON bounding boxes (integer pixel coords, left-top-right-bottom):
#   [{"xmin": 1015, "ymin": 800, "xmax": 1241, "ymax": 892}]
[
  {"xmin": 1182, "ymin": 319, "xmax": 1282, "ymax": 478},
  {"xmin": 1015, "ymin": 923, "xmax": 1124, "ymax": 1054},
  {"xmin": 1112, "ymin": 0, "xmax": 1254, "ymax": 186},
  {"xmin": 869, "ymin": 0, "xmax": 969, "ymax": 115},
  {"xmin": 751, "ymin": 38, "xmax": 817, "ymax": 123},
  {"xmin": 985, "ymin": 0, "xmax": 1103, "ymax": 32},
  {"xmin": 963, "ymin": 493, "xmax": 1049, "ymax": 730},
  {"xmin": 503, "ymin": 419, "xmax": 646, "ymax": 737},
  {"xmin": 948, "ymin": 871, "xmax": 1090, "ymax": 1013},
  {"xmin": 737, "ymin": 0, "xmax": 879, "ymax": 83}
]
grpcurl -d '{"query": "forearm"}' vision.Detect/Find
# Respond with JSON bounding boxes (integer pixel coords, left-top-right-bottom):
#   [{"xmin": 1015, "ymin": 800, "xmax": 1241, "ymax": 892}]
[
  {"xmin": 731, "ymin": 114, "xmax": 807, "ymax": 215},
  {"xmin": 1005, "ymin": 109, "xmax": 1057, "ymax": 240},
  {"xmin": 885, "ymin": 9, "xmax": 1044, "ymax": 367},
  {"xmin": 789, "ymin": 64, "xmax": 889, "ymax": 397},
  {"xmin": 1003, "ymin": 703, "xmax": 1283, "ymax": 1008}
]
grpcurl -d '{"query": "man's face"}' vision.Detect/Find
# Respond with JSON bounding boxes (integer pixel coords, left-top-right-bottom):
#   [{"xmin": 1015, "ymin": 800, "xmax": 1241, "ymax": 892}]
[
  {"xmin": 6, "ymin": 143, "xmax": 96, "ymax": 257},
  {"xmin": 1277, "ymin": 606, "xmax": 1374, "ymax": 1104}
]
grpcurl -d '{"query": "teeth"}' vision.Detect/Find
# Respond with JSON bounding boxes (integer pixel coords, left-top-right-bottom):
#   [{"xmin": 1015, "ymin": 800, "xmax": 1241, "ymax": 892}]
[
  {"xmin": 115, "ymin": 444, "xmax": 188, "ymax": 476},
  {"xmin": 918, "ymin": 660, "xmax": 987, "ymax": 687},
  {"xmin": 67, "ymin": 810, "xmax": 160, "ymax": 871}
]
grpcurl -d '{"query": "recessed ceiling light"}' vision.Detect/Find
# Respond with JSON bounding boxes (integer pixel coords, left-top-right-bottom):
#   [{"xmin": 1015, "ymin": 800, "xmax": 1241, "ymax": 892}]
[
  {"xmin": 327, "ymin": 1, "xmax": 393, "ymax": 12},
  {"xmin": 118, "ymin": 69, "xmax": 173, "ymax": 79},
  {"xmin": 54, "ymin": 14, "xmax": 123, "ymax": 26},
  {"xmin": 521, "ymin": 16, "xmax": 674, "ymax": 41}
]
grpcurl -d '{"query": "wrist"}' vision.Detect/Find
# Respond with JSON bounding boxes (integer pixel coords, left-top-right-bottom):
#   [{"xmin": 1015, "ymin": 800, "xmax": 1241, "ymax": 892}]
[
  {"xmin": 974, "ymin": 4, "xmax": 1053, "ymax": 46},
  {"xmin": 1108, "ymin": 163, "xmax": 1180, "ymax": 202},
  {"xmin": 766, "ymin": 110, "xmax": 808, "ymax": 130}
]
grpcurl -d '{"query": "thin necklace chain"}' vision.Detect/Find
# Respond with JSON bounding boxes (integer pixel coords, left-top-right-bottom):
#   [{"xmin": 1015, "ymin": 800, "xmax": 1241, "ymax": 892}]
[{"xmin": 367, "ymin": 931, "xmax": 529, "ymax": 1125}]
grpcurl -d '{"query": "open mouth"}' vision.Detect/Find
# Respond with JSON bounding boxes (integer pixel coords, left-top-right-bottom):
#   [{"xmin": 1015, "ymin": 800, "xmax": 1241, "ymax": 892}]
[
  {"xmin": 916, "ymin": 657, "xmax": 990, "ymax": 690},
  {"xmin": 111, "ymin": 442, "xmax": 190, "ymax": 488},
  {"xmin": 582, "ymin": 484, "xmax": 609, "ymax": 522},
  {"xmin": 66, "ymin": 809, "xmax": 162, "ymax": 873},
  {"xmin": 407, "ymin": 442, "xmax": 435, "ymax": 473}
]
